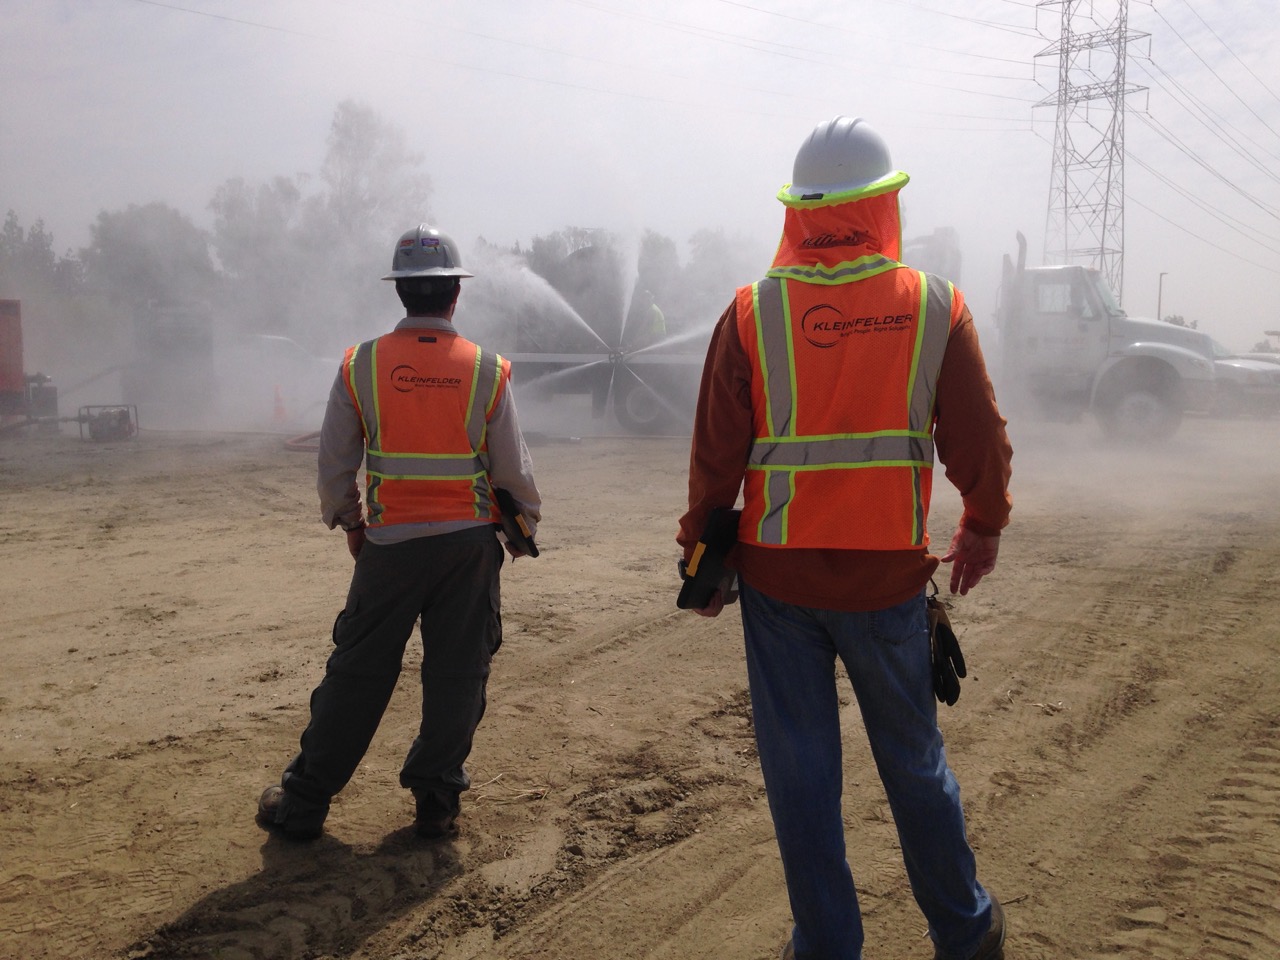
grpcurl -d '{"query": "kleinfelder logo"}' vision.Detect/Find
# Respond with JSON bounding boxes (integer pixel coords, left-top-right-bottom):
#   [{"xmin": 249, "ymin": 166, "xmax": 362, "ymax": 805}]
[
  {"xmin": 800, "ymin": 304, "xmax": 913, "ymax": 348},
  {"xmin": 390, "ymin": 365, "xmax": 463, "ymax": 392}
]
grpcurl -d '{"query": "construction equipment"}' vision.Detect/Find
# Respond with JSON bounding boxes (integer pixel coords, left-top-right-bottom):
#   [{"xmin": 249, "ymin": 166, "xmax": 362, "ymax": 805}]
[
  {"xmin": 78, "ymin": 405, "xmax": 139, "ymax": 441},
  {"xmin": 0, "ymin": 299, "xmax": 61, "ymax": 434},
  {"xmin": 0, "ymin": 299, "xmax": 141, "ymax": 439},
  {"xmin": 120, "ymin": 300, "xmax": 214, "ymax": 428}
]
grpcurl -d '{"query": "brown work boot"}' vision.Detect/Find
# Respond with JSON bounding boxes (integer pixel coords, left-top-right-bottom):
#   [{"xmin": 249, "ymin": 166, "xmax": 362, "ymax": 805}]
[
  {"xmin": 936, "ymin": 897, "xmax": 1005, "ymax": 960},
  {"xmin": 413, "ymin": 788, "xmax": 460, "ymax": 839},
  {"xmin": 256, "ymin": 785, "xmax": 324, "ymax": 841}
]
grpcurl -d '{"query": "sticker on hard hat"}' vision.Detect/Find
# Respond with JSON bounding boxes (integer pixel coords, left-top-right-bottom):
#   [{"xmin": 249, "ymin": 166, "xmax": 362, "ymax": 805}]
[
  {"xmin": 421, "ymin": 238, "xmax": 440, "ymax": 246},
  {"xmin": 399, "ymin": 238, "xmax": 415, "ymax": 248}
]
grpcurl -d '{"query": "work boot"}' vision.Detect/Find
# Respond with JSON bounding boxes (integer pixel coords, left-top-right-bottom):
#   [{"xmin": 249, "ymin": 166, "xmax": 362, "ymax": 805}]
[
  {"xmin": 780, "ymin": 937, "xmax": 795, "ymax": 960},
  {"xmin": 414, "ymin": 788, "xmax": 460, "ymax": 839},
  {"xmin": 256, "ymin": 785, "xmax": 324, "ymax": 841},
  {"xmin": 936, "ymin": 897, "xmax": 1005, "ymax": 960}
]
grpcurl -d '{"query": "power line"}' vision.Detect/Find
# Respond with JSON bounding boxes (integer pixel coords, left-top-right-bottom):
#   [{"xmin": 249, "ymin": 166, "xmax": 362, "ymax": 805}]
[
  {"xmin": 564, "ymin": 0, "xmax": 1040, "ymax": 71},
  {"xmin": 1129, "ymin": 151, "xmax": 1280, "ymax": 251},
  {"xmin": 1132, "ymin": 111, "xmax": 1280, "ymax": 222},
  {"xmin": 134, "ymin": 0, "xmax": 1041, "ymax": 119},
  {"xmin": 1126, "ymin": 191, "xmax": 1280, "ymax": 276},
  {"xmin": 1131, "ymin": 57, "xmax": 1280, "ymax": 174},
  {"xmin": 1150, "ymin": 2, "xmax": 1280, "ymax": 143},
  {"xmin": 127, "ymin": 0, "xmax": 796, "ymax": 119},
  {"xmin": 702, "ymin": 0, "xmax": 1041, "ymax": 43},
  {"xmin": 1177, "ymin": 0, "xmax": 1280, "ymax": 107}
]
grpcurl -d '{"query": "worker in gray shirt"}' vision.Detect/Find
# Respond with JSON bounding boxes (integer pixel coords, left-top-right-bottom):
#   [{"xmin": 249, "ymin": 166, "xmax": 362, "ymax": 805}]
[{"xmin": 258, "ymin": 224, "xmax": 541, "ymax": 842}]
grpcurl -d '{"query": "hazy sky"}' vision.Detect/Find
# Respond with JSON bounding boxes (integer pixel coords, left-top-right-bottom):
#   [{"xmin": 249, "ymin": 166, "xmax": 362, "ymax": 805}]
[{"xmin": 3, "ymin": 0, "xmax": 1278, "ymax": 348}]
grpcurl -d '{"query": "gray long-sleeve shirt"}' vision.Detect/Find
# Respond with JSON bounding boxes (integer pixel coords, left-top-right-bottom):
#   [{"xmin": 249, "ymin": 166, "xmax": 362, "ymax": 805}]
[{"xmin": 317, "ymin": 316, "xmax": 542, "ymax": 546}]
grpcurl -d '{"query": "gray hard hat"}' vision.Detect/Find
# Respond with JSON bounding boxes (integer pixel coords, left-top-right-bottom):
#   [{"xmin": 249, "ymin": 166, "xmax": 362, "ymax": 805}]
[
  {"xmin": 381, "ymin": 224, "xmax": 474, "ymax": 280},
  {"xmin": 786, "ymin": 116, "xmax": 895, "ymax": 199}
]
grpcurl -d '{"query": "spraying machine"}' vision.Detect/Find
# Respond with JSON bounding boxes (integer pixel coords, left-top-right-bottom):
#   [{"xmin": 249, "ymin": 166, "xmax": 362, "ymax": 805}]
[
  {"xmin": 501, "ymin": 245, "xmax": 706, "ymax": 435},
  {"xmin": 0, "ymin": 299, "xmax": 138, "ymax": 440}
]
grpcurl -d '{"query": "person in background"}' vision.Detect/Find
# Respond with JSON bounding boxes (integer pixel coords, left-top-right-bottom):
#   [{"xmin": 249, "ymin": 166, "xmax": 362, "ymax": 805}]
[
  {"xmin": 678, "ymin": 117, "xmax": 1012, "ymax": 960},
  {"xmin": 646, "ymin": 289, "xmax": 667, "ymax": 342},
  {"xmin": 257, "ymin": 224, "xmax": 541, "ymax": 842}
]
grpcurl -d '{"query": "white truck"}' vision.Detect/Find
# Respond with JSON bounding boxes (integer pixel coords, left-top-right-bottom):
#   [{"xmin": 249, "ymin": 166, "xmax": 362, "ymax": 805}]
[{"xmin": 995, "ymin": 234, "xmax": 1215, "ymax": 441}]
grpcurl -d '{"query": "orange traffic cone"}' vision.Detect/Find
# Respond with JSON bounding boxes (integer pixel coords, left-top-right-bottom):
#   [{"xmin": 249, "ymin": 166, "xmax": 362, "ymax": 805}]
[{"xmin": 273, "ymin": 385, "xmax": 288, "ymax": 423}]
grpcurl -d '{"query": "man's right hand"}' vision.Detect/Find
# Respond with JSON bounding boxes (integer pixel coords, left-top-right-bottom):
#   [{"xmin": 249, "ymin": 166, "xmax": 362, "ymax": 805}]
[{"xmin": 939, "ymin": 525, "xmax": 999, "ymax": 595}]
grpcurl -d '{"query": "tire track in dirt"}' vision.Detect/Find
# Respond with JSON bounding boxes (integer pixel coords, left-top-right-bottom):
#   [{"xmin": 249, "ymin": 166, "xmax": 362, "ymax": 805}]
[
  {"xmin": 8, "ymin": 425, "xmax": 1280, "ymax": 960},
  {"xmin": 949, "ymin": 505, "xmax": 1280, "ymax": 959},
  {"xmin": 1094, "ymin": 712, "xmax": 1280, "ymax": 959}
]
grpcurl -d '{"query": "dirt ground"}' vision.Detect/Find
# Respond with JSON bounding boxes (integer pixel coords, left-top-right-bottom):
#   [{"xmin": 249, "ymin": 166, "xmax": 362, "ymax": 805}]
[{"xmin": 2, "ymin": 407, "xmax": 1278, "ymax": 960}]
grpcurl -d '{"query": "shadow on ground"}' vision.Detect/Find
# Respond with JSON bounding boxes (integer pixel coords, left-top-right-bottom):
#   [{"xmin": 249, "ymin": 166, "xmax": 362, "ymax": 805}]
[{"xmin": 122, "ymin": 827, "xmax": 462, "ymax": 960}]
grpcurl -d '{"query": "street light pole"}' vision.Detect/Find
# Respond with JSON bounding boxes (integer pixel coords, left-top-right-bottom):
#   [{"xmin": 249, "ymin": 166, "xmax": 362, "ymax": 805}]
[{"xmin": 1157, "ymin": 272, "xmax": 1168, "ymax": 322}]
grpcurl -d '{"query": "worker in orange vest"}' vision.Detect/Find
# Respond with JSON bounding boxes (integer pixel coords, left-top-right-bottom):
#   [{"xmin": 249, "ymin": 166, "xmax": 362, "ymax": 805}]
[
  {"xmin": 678, "ymin": 117, "xmax": 1012, "ymax": 960},
  {"xmin": 258, "ymin": 224, "xmax": 541, "ymax": 842}
]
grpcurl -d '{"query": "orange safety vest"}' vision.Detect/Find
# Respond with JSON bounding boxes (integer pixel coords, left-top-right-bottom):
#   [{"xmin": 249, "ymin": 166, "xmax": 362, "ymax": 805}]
[
  {"xmin": 736, "ymin": 176, "xmax": 961, "ymax": 551},
  {"xmin": 341, "ymin": 327, "xmax": 509, "ymax": 527}
]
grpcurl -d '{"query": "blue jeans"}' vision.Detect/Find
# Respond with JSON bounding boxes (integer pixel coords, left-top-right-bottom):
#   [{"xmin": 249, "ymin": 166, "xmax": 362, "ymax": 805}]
[{"xmin": 740, "ymin": 582, "xmax": 992, "ymax": 960}]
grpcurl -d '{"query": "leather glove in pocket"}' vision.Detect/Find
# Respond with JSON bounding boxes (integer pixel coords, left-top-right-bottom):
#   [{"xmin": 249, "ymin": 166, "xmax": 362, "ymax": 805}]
[{"xmin": 927, "ymin": 596, "xmax": 966, "ymax": 706}]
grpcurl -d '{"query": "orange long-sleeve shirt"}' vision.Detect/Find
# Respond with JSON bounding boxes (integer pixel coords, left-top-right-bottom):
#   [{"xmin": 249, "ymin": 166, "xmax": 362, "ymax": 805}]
[{"xmin": 678, "ymin": 299, "xmax": 1012, "ymax": 612}]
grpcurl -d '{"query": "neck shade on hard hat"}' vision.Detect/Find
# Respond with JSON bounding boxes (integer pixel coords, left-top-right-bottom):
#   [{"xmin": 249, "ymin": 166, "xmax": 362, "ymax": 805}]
[
  {"xmin": 382, "ymin": 224, "xmax": 475, "ymax": 280},
  {"xmin": 781, "ymin": 115, "xmax": 908, "ymax": 207}
]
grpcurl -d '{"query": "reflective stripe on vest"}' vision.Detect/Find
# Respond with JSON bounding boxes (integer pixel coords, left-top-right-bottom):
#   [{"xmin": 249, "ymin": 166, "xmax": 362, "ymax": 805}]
[
  {"xmin": 744, "ymin": 271, "xmax": 954, "ymax": 547},
  {"xmin": 346, "ymin": 337, "xmax": 504, "ymax": 523},
  {"xmin": 765, "ymin": 253, "xmax": 902, "ymax": 286}
]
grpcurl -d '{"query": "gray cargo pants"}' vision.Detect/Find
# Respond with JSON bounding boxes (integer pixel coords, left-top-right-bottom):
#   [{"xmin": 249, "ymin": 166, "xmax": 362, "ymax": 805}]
[{"xmin": 277, "ymin": 525, "xmax": 503, "ymax": 832}]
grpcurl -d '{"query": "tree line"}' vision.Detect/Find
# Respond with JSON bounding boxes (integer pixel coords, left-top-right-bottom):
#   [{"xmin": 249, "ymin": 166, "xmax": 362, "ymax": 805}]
[{"xmin": 1, "ymin": 100, "xmax": 760, "ymax": 383}]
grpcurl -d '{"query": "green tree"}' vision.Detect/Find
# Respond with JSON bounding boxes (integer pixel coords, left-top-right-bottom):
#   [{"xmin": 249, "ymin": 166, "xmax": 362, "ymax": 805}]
[
  {"xmin": 80, "ymin": 202, "xmax": 217, "ymax": 309},
  {"xmin": 0, "ymin": 210, "xmax": 82, "ymax": 298},
  {"xmin": 524, "ymin": 227, "xmax": 614, "ymax": 282},
  {"xmin": 320, "ymin": 100, "xmax": 432, "ymax": 243},
  {"xmin": 522, "ymin": 227, "xmax": 626, "ymax": 346},
  {"xmin": 210, "ymin": 176, "xmax": 310, "ymax": 336},
  {"xmin": 210, "ymin": 101, "xmax": 434, "ymax": 352},
  {"xmin": 0, "ymin": 211, "xmax": 103, "ymax": 380}
]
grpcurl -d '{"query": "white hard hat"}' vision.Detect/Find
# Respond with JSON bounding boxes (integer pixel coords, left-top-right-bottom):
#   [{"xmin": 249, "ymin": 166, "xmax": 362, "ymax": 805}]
[
  {"xmin": 786, "ymin": 116, "xmax": 896, "ymax": 199},
  {"xmin": 382, "ymin": 224, "xmax": 474, "ymax": 280}
]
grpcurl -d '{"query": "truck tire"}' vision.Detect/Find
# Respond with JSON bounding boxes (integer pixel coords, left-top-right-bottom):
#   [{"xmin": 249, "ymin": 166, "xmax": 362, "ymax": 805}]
[
  {"xmin": 612, "ymin": 376, "xmax": 671, "ymax": 434},
  {"xmin": 1098, "ymin": 389, "xmax": 1182, "ymax": 442}
]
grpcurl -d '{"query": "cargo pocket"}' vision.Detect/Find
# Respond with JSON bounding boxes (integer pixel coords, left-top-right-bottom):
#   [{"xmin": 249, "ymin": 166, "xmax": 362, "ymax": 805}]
[
  {"xmin": 489, "ymin": 538, "xmax": 504, "ymax": 657},
  {"xmin": 331, "ymin": 597, "xmax": 360, "ymax": 647}
]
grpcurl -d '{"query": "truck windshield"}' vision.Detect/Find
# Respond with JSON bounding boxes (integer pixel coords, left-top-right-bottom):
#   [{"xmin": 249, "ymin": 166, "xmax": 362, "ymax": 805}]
[{"xmin": 1086, "ymin": 273, "xmax": 1124, "ymax": 317}]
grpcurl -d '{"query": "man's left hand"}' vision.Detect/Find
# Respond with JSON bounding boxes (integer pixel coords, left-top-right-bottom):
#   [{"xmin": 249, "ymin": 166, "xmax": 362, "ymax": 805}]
[{"xmin": 692, "ymin": 589, "xmax": 725, "ymax": 618}]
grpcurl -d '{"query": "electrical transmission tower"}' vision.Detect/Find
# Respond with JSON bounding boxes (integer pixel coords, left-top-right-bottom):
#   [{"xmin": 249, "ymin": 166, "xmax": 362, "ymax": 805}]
[{"xmin": 1036, "ymin": 0, "xmax": 1147, "ymax": 303}]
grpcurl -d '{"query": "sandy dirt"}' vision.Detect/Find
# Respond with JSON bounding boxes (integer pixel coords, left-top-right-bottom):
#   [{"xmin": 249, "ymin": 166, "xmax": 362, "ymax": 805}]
[{"xmin": 2, "ymin": 408, "xmax": 1278, "ymax": 960}]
